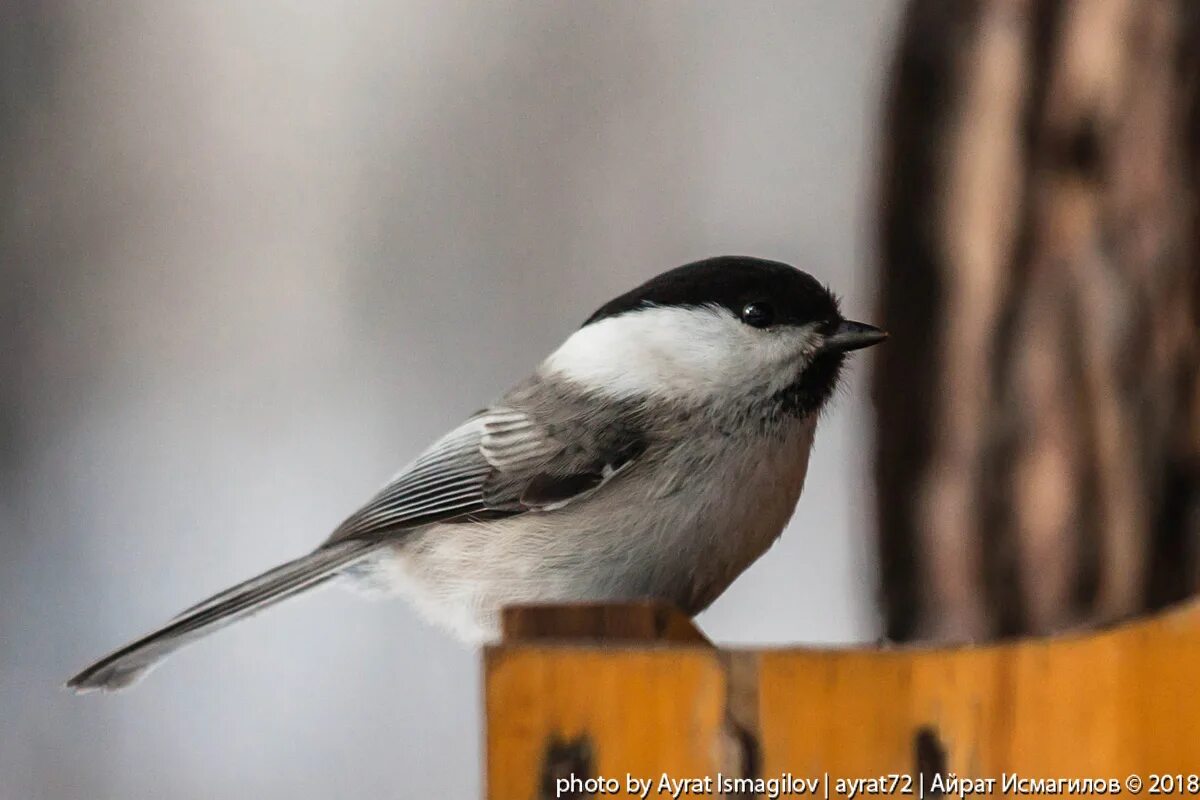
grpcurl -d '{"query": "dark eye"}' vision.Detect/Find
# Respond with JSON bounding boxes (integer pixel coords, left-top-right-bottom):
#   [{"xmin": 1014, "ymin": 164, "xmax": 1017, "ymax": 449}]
[{"xmin": 740, "ymin": 301, "xmax": 775, "ymax": 328}]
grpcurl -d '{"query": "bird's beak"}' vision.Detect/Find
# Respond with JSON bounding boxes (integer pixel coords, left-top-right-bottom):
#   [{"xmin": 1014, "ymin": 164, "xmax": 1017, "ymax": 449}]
[{"xmin": 821, "ymin": 320, "xmax": 888, "ymax": 354}]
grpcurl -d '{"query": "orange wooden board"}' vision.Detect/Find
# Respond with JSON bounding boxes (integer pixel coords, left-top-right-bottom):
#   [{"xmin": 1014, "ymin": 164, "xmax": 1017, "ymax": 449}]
[{"xmin": 485, "ymin": 601, "xmax": 1200, "ymax": 799}]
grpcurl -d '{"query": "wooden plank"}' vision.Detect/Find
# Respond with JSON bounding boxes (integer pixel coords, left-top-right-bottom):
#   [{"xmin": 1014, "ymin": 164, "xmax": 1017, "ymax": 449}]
[
  {"xmin": 485, "ymin": 647, "xmax": 734, "ymax": 800},
  {"xmin": 757, "ymin": 600, "xmax": 1200, "ymax": 778},
  {"xmin": 486, "ymin": 601, "xmax": 1200, "ymax": 797},
  {"xmin": 501, "ymin": 601, "xmax": 711, "ymax": 645}
]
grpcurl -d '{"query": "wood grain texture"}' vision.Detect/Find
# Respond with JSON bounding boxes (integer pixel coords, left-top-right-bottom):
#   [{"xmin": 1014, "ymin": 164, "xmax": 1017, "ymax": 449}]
[
  {"xmin": 875, "ymin": 0, "xmax": 1200, "ymax": 642},
  {"xmin": 486, "ymin": 601, "xmax": 1200, "ymax": 797},
  {"xmin": 501, "ymin": 601, "xmax": 711, "ymax": 645},
  {"xmin": 486, "ymin": 648, "xmax": 735, "ymax": 800},
  {"xmin": 757, "ymin": 599, "xmax": 1200, "ymax": 777}
]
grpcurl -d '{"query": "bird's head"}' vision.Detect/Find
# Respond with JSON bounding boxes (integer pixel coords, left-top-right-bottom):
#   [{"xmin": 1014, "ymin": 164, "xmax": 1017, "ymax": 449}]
[{"xmin": 542, "ymin": 255, "xmax": 886, "ymax": 416}]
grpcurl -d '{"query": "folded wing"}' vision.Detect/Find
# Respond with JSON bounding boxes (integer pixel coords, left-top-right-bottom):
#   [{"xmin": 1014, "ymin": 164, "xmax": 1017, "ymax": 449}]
[{"xmin": 326, "ymin": 404, "xmax": 645, "ymax": 544}]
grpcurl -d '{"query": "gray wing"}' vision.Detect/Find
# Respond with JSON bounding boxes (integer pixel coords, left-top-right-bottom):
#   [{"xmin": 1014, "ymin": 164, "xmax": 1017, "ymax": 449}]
[{"xmin": 325, "ymin": 405, "xmax": 645, "ymax": 544}]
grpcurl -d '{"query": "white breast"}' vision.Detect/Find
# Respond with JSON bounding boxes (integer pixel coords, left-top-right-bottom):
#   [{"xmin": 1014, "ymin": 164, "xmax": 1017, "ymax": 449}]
[{"xmin": 351, "ymin": 415, "xmax": 818, "ymax": 642}]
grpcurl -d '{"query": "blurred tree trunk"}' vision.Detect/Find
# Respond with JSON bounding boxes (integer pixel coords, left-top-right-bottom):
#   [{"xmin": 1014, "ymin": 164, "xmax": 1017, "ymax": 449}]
[{"xmin": 874, "ymin": 0, "xmax": 1200, "ymax": 642}]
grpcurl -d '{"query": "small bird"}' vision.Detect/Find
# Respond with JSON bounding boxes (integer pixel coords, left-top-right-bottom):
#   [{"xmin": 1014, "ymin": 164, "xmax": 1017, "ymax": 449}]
[{"xmin": 68, "ymin": 256, "xmax": 886, "ymax": 692}]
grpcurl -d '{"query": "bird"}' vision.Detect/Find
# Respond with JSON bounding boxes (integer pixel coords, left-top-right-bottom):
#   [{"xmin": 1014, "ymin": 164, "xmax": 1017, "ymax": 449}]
[{"xmin": 67, "ymin": 255, "xmax": 886, "ymax": 692}]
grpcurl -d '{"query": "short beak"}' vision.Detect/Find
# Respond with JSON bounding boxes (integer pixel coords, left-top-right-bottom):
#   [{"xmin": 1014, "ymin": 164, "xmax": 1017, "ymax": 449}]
[{"xmin": 821, "ymin": 320, "xmax": 888, "ymax": 354}]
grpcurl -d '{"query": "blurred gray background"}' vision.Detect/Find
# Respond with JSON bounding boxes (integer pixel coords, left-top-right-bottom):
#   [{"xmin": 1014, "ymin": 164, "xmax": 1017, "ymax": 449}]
[{"xmin": 1, "ymin": 2, "xmax": 899, "ymax": 797}]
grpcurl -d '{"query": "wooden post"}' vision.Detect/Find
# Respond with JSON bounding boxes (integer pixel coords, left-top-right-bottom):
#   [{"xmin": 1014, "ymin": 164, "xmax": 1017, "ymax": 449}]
[{"xmin": 486, "ymin": 601, "xmax": 1200, "ymax": 799}]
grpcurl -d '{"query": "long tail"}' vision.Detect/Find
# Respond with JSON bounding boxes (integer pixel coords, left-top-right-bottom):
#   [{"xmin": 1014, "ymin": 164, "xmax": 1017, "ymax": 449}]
[{"xmin": 66, "ymin": 540, "xmax": 379, "ymax": 693}]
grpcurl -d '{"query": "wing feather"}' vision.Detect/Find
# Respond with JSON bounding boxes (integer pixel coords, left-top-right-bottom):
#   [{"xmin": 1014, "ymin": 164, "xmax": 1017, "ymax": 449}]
[{"xmin": 325, "ymin": 404, "xmax": 644, "ymax": 544}]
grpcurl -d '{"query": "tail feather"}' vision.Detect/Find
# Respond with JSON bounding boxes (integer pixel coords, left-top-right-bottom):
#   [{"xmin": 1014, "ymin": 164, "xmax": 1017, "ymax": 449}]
[{"xmin": 66, "ymin": 540, "xmax": 378, "ymax": 693}]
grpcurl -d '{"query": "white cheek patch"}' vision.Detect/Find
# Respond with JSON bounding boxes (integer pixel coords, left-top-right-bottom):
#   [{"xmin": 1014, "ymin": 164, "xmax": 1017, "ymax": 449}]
[{"xmin": 542, "ymin": 305, "xmax": 824, "ymax": 400}]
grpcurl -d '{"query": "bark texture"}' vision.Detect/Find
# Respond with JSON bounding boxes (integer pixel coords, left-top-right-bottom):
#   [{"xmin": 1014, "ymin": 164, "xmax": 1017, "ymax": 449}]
[{"xmin": 875, "ymin": 0, "xmax": 1200, "ymax": 642}]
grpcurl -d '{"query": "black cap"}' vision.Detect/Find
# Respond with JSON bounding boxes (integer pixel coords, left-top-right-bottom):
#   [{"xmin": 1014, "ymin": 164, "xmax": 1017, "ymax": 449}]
[{"xmin": 584, "ymin": 256, "xmax": 841, "ymax": 328}]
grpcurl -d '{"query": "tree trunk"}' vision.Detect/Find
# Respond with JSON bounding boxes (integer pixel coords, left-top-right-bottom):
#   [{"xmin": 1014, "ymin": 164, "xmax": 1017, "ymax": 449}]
[{"xmin": 874, "ymin": 0, "xmax": 1200, "ymax": 642}]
